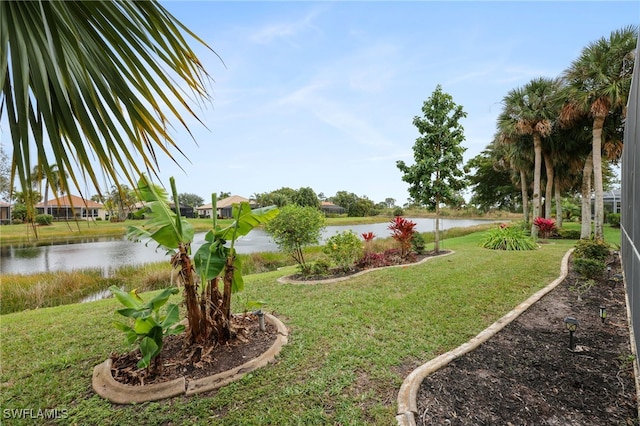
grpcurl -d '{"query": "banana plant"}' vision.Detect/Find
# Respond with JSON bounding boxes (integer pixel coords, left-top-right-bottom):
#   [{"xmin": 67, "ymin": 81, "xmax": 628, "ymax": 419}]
[
  {"xmin": 126, "ymin": 174, "xmax": 278, "ymax": 345},
  {"xmin": 126, "ymin": 175, "xmax": 202, "ymax": 341},
  {"xmin": 194, "ymin": 199, "xmax": 279, "ymax": 335},
  {"xmin": 109, "ymin": 286, "xmax": 185, "ymax": 370}
]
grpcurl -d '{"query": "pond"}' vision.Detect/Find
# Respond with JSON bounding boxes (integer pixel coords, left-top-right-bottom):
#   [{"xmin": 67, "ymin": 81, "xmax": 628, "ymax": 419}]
[{"xmin": 0, "ymin": 218, "xmax": 503, "ymax": 275}]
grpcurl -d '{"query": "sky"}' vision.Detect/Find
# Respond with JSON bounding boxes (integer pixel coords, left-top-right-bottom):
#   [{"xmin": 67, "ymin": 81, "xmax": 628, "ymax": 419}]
[{"xmin": 2, "ymin": 1, "xmax": 639, "ymax": 206}]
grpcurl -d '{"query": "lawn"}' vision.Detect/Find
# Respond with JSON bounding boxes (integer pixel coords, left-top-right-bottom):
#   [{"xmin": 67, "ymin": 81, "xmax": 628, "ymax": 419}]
[{"xmin": 0, "ymin": 228, "xmax": 592, "ymax": 425}]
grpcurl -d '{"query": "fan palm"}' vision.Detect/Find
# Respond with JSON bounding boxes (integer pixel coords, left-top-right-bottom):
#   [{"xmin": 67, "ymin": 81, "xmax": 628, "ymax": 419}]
[
  {"xmin": 31, "ymin": 163, "xmax": 67, "ymax": 216},
  {"xmin": 496, "ymin": 131, "xmax": 534, "ymax": 224},
  {"xmin": 1, "ymin": 0, "xmax": 215, "ymax": 206},
  {"xmin": 561, "ymin": 25, "xmax": 637, "ymax": 240},
  {"xmin": 497, "ymin": 77, "xmax": 562, "ymax": 237}
]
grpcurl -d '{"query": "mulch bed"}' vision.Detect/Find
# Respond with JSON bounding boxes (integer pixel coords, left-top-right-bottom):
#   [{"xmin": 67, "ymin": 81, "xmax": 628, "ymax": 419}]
[
  {"xmin": 110, "ymin": 313, "xmax": 278, "ymax": 387},
  {"xmin": 286, "ymin": 250, "xmax": 451, "ymax": 282},
  {"xmin": 416, "ymin": 252, "xmax": 637, "ymax": 425}
]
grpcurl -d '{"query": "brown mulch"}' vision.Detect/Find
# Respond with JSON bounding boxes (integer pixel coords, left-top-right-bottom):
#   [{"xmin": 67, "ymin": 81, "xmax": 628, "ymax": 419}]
[
  {"xmin": 416, "ymin": 253, "xmax": 637, "ymax": 425},
  {"xmin": 110, "ymin": 313, "xmax": 278, "ymax": 387}
]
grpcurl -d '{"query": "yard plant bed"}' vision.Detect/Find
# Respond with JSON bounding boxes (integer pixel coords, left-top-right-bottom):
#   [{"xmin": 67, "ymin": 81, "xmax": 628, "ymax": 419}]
[
  {"xmin": 416, "ymin": 253, "xmax": 637, "ymax": 425},
  {"xmin": 283, "ymin": 250, "xmax": 452, "ymax": 283},
  {"xmin": 109, "ymin": 313, "xmax": 279, "ymax": 387}
]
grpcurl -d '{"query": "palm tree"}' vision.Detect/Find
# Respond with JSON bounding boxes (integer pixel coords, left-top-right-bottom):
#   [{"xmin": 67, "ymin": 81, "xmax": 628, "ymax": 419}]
[
  {"xmin": 496, "ymin": 132, "xmax": 534, "ymax": 224},
  {"xmin": 31, "ymin": 163, "xmax": 67, "ymax": 217},
  {"xmin": 497, "ymin": 77, "xmax": 561, "ymax": 237},
  {"xmin": 1, "ymin": 1, "xmax": 216, "ymax": 203},
  {"xmin": 561, "ymin": 25, "xmax": 638, "ymax": 240}
]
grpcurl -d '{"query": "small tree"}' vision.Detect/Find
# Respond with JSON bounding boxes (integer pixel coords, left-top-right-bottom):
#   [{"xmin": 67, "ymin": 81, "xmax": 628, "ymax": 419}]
[
  {"xmin": 388, "ymin": 216, "xmax": 418, "ymax": 258},
  {"xmin": 397, "ymin": 85, "xmax": 467, "ymax": 253},
  {"xmin": 265, "ymin": 204, "xmax": 325, "ymax": 275}
]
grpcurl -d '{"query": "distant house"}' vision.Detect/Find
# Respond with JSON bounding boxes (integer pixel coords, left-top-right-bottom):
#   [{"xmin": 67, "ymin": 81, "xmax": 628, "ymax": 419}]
[
  {"xmin": 196, "ymin": 195, "xmax": 256, "ymax": 219},
  {"xmin": 0, "ymin": 201, "xmax": 11, "ymax": 224},
  {"xmin": 603, "ymin": 189, "xmax": 622, "ymax": 214},
  {"xmin": 320, "ymin": 201, "xmax": 346, "ymax": 215},
  {"xmin": 35, "ymin": 195, "xmax": 106, "ymax": 220},
  {"xmin": 132, "ymin": 201, "xmax": 194, "ymax": 219}
]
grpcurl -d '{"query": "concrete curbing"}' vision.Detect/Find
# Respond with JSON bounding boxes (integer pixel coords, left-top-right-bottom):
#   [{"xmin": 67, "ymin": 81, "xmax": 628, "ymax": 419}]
[
  {"xmin": 92, "ymin": 313, "xmax": 288, "ymax": 404},
  {"xmin": 395, "ymin": 248, "xmax": 574, "ymax": 425}
]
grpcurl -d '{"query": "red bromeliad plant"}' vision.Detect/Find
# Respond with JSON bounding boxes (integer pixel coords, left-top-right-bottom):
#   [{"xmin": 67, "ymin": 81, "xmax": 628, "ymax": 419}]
[
  {"xmin": 361, "ymin": 232, "xmax": 376, "ymax": 242},
  {"xmin": 533, "ymin": 217, "xmax": 556, "ymax": 240},
  {"xmin": 388, "ymin": 216, "xmax": 417, "ymax": 258}
]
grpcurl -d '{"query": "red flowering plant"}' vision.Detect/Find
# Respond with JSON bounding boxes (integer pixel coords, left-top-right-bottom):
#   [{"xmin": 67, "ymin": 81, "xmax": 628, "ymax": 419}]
[
  {"xmin": 361, "ymin": 232, "xmax": 376, "ymax": 254},
  {"xmin": 388, "ymin": 216, "xmax": 418, "ymax": 258},
  {"xmin": 362, "ymin": 232, "xmax": 376, "ymax": 242},
  {"xmin": 533, "ymin": 217, "xmax": 556, "ymax": 240}
]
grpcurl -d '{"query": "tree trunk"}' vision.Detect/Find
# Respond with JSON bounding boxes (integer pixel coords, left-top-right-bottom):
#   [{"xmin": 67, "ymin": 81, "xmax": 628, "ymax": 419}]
[
  {"xmin": 581, "ymin": 152, "xmax": 593, "ymax": 239},
  {"xmin": 530, "ymin": 134, "xmax": 543, "ymax": 237},
  {"xmin": 173, "ymin": 243, "xmax": 202, "ymax": 342},
  {"xmin": 434, "ymin": 195, "xmax": 440, "ymax": 254},
  {"xmin": 520, "ymin": 170, "xmax": 529, "ymax": 225},
  {"xmin": 43, "ymin": 185, "xmax": 50, "ymax": 217},
  {"xmin": 554, "ymin": 175, "xmax": 563, "ymax": 229},
  {"xmin": 592, "ymin": 115, "xmax": 605, "ymax": 241},
  {"xmin": 543, "ymin": 151, "xmax": 554, "ymax": 219}
]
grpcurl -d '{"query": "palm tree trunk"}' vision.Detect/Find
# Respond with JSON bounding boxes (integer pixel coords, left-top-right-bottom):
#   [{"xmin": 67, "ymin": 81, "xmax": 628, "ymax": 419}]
[
  {"xmin": 543, "ymin": 152, "xmax": 554, "ymax": 219},
  {"xmin": 531, "ymin": 134, "xmax": 543, "ymax": 237},
  {"xmin": 520, "ymin": 170, "xmax": 529, "ymax": 225},
  {"xmin": 592, "ymin": 116, "xmax": 605, "ymax": 241},
  {"xmin": 581, "ymin": 152, "xmax": 593, "ymax": 239},
  {"xmin": 554, "ymin": 175, "xmax": 563, "ymax": 228}
]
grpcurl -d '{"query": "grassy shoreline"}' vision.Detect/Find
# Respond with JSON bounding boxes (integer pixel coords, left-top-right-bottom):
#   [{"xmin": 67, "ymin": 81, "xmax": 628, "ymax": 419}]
[
  {"xmin": 1, "ymin": 224, "xmax": 499, "ymax": 315},
  {"xmin": 0, "ymin": 209, "xmax": 520, "ymax": 245}
]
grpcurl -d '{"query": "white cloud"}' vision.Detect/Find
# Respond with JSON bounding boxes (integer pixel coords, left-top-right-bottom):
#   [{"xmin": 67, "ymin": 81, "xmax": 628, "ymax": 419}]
[{"xmin": 248, "ymin": 9, "xmax": 323, "ymax": 45}]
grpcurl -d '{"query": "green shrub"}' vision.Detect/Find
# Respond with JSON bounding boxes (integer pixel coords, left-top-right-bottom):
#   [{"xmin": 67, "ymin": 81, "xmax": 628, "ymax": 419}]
[
  {"xmin": 411, "ymin": 232, "xmax": 426, "ymax": 254},
  {"xmin": 265, "ymin": 204, "xmax": 326, "ymax": 275},
  {"xmin": 35, "ymin": 214, "xmax": 53, "ymax": 225},
  {"xmin": 608, "ymin": 213, "xmax": 621, "ymax": 228},
  {"xmin": 480, "ymin": 225, "xmax": 537, "ymax": 251},
  {"xmin": 573, "ymin": 239, "xmax": 610, "ymax": 262},
  {"xmin": 322, "ymin": 230, "xmax": 363, "ymax": 272},
  {"xmin": 392, "ymin": 207, "xmax": 404, "ymax": 217},
  {"xmin": 554, "ymin": 228, "xmax": 581, "ymax": 240},
  {"xmin": 310, "ymin": 259, "xmax": 331, "ymax": 276},
  {"xmin": 573, "ymin": 257, "xmax": 605, "ymax": 280}
]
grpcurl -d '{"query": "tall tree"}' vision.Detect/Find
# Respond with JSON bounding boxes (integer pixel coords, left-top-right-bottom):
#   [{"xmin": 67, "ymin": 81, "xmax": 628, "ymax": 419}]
[
  {"xmin": 497, "ymin": 77, "xmax": 561, "ymax": 237},
  {"xmin": 495, "ymin": 132, "xmax": 534, "ymax": 223},
  {"xmin": 465, "ymin": 143, "xmax": 522, "ymax": 212},
  {"xmin": 0, "ymin": 145, "xmax": 10, "ymax": 201},
  {"xmin": 561, "ymin": 25, "xmax": 638, "ymax": 240},
  {"xmin": 31, "ymin": 164, "xmax": 67, "ymax": 216},
  {"xmin": 293, "ymin": 187, "xmax": 320, "ymax": 208},
  {"xmin": 178, "ymin": 193, "xmax": 204, "ymax": 209},
  {"xmin": 397, "ymin": 85, "xmax": 467, "ymax": 253},
  {"xmin": 1, "ymin": 1, "xmax": 215, "ymax": 208}
]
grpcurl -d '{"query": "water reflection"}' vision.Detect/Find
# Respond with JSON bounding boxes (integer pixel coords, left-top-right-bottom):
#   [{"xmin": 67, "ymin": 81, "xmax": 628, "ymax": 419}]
[{"xmin": 0, "ymin": 218, "xmax": 501, "ymax": 275}]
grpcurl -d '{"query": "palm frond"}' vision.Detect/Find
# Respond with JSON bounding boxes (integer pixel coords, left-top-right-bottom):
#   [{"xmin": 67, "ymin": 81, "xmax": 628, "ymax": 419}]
[{"xmin": 1, "ymin": 0, "xmax": 217, "ymax": 199}]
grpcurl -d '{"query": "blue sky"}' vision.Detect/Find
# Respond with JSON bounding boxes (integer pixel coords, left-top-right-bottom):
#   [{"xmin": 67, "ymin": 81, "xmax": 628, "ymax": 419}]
[{"xmin": 3, "ymin": 1, "xmax": 639, "ymax": 206}]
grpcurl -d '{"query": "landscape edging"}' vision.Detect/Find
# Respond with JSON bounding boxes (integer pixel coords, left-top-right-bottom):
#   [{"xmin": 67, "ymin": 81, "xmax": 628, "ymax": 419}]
[
  {"xmin": 395, "ymin": 248, "xmax": 574, "ymax": 426},
  {"xmin": 92, "ymin": 313, "xmax": 288, "ymax": 404}
]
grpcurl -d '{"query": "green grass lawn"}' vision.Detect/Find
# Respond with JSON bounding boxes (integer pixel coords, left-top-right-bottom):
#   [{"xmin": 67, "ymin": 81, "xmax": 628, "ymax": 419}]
[{"xmin": 0, "ymin": 228, "xmax": 596, "ymax": 426}]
